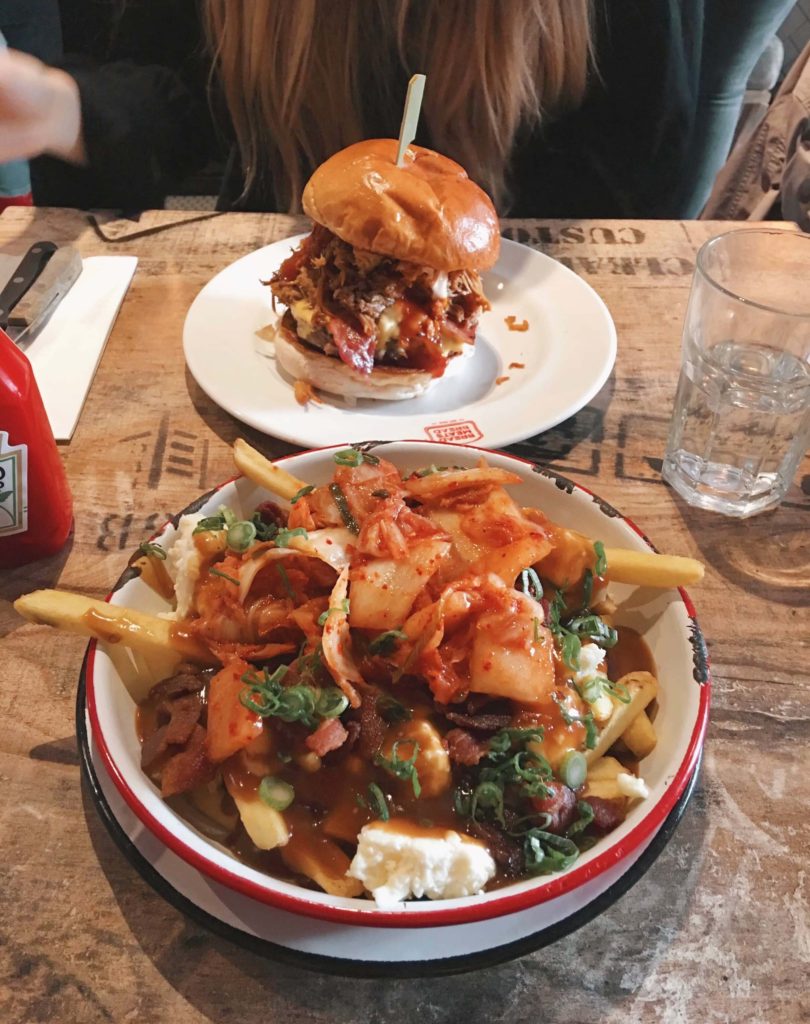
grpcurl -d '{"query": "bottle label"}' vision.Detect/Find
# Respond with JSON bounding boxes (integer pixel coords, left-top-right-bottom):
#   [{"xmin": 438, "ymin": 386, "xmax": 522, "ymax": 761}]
[{"xmin": 0, "ymin": 431, "xmax": 28, "ymax": 537}]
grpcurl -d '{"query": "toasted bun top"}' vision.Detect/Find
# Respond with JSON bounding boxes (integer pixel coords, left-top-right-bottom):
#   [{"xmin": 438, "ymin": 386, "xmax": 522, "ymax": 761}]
[{"xmin": 302, "ymin": 139, "xmax": 500, "ymax": 272}]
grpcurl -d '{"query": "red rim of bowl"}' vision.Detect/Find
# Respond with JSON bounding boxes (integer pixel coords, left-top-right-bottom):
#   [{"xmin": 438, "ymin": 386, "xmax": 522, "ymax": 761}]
[{"xmin": 85, "ymin": 441, "xmax": 711, "ymax": 928}]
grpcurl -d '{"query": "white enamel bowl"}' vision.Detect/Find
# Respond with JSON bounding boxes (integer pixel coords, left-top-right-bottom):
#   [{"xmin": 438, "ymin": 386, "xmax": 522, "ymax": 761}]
[{"xmin": 85, "ymin": 441, "xmax": 710, "ymax": 929}]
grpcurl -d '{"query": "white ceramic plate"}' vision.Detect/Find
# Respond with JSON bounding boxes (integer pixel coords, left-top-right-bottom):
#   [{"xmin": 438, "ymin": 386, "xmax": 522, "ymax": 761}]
[
  {"xmin": 84, "ymin": 442, "xmax": 709, "ymax": 931},
  {"xmin": 183, "ymin": 236, "xmax": 617, "ymax": 448}
]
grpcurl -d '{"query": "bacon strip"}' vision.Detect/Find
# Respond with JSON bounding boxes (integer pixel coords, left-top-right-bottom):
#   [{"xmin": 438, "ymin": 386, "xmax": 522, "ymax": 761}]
[{"xmin": 305, "ymin": 718, "xmax": 349, "ymax": 756}]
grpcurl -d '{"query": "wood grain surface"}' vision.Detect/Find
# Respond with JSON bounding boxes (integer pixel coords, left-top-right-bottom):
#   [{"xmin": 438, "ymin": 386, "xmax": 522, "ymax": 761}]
[{"xmin": 0, "ymin": 207, "xmax": 808, "ymax": 1024}]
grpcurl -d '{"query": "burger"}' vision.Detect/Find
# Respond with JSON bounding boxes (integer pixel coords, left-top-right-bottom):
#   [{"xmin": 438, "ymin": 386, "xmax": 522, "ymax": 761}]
[{"xmin": 268, "ymin": 139, "xmax": 500, "ymax": 401}]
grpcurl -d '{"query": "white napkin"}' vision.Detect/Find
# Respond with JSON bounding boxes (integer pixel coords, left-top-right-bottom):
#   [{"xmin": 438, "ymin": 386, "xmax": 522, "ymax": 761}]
[{"xmin": 0, "ymin": 254, "xmax": 137, "ymax": 440}]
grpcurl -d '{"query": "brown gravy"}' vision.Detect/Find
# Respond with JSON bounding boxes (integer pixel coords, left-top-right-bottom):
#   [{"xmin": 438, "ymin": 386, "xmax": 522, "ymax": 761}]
[{"xmin": 138, "ymin": 624, "xmax": 659, "ymax": 893}]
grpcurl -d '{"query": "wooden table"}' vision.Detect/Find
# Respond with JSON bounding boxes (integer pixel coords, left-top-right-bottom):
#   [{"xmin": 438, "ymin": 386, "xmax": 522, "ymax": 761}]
[{"xmin": 1, "ymin": 208, "xmax": 808, "ymax": 1023}]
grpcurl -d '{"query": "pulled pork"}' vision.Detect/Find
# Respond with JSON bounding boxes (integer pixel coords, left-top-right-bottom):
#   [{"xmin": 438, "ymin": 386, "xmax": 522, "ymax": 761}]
[{"xmin": 268, "ymin": 226, "xmax": 489, "ymax": 376}]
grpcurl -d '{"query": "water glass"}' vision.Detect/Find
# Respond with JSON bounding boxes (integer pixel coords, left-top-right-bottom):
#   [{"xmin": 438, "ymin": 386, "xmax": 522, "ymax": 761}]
[{"xmin": 662, "ymin": 229, "xmax": 810, "ymax": 517}]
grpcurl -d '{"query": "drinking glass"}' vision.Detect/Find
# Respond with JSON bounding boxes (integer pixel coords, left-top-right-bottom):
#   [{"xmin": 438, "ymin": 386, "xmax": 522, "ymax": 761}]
[{"xmin": 662, "ymin": 229, "xmax": 810, "ymax": 517}]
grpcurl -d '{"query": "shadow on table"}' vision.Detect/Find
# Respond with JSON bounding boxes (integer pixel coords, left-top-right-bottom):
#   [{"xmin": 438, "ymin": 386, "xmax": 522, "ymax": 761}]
[
  {"xmin": 669, "ymin": 485, "xmax": 810, "ymax": 607},
  {"xmin": 183, "ymin": 365, "xmax": 300, "ymax": 461},
  {"xmin": 0, "ymin": 535, "xmax": 74, "ymax": 632},
  {"xmin": 184, "ymin": 354, "xmax": 616, "ymax": 469},
  {"xmin": 82, "ymin": 769, "xmax": 710, "ymax": 1024},
  {"xmin": 507, "ymin": 372, "xmax": 615, "ymax": 467}
]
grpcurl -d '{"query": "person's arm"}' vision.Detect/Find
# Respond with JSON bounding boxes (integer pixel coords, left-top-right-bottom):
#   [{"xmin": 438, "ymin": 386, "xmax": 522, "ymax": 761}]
[
  {"xmin": 0, "ymin": 48, "xmax": 84, "ymax": 165},
  {"xmin": 0, "ymin": 43, "xmax": 214, "ymax": 209},
  {"xmin": 30, "ymin": 56, "xmax": 214, "ymax": 209}
]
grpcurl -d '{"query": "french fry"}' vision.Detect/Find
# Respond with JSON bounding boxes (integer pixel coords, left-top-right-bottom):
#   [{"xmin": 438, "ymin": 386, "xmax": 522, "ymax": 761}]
[
  {"xmin": 603, "ymin": 547, "xmax": 704, "ymax": 588},
  {"xmin": 228, "ymin": 791, "xmax": 290, "ymax": 850},
  {"xmin": 586, "ymin": 756, "xmax": 624, "ymax": 782},
  {"xmin": 281, "ymin": 836, "xmax": 364, "ymax": 898},
  {"xmin": 13, "ymin": 589, "xmax": 216, "ymax": 664},
  {"xmin": 524, "ymin": 507, "xmax": 703, "ymax": 590},
  {"xmin": 583, "ymin": 779, "xmax": 626, "ymax": 801},
  {"xmin": 232, "ymin": 438, "xmax": 309, "ymax": 501},
  {"xmin": 585, "ymin": 671, "xmax": 658, "ymax": 764},
  {"xmin": 582, "ymin": 756, "xmax": 627, "ymax": 800},
  {"xmin": 620, "ymin": 708, "xmax": 658, "ymax": 759}
]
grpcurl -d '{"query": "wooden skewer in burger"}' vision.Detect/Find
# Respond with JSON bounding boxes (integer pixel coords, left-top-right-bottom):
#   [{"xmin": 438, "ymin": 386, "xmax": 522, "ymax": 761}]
[{"xmin": 268, "ymin": 75, "xmax": 500, "ymax": 401}]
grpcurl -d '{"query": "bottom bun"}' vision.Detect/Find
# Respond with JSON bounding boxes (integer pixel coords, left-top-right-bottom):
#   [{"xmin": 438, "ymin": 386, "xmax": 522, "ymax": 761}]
[{"xmin": 274, "ymin": 322, "xmax": 435, "ymax": 402}]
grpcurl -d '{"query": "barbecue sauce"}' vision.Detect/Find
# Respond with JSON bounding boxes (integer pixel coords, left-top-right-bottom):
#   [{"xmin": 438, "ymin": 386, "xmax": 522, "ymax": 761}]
[{"xmin": 0, "ymin": 328, "xmax": 72, "ymax": 568}]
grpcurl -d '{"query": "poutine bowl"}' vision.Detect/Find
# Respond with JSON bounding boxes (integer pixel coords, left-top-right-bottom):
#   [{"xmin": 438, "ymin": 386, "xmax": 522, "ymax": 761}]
[{"xmin": 84, "ymin": 441, "xmax": 710, "ymax": 928}]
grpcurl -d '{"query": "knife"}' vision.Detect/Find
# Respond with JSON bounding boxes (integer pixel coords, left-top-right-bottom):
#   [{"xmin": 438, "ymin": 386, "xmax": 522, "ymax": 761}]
[
  {"xmin": 7, "ymin": 246, "xmax": 84, "ymax": 351},
  {"xmin": 0, "ymin": 241, "xmax": 57, "ymax": 327}
]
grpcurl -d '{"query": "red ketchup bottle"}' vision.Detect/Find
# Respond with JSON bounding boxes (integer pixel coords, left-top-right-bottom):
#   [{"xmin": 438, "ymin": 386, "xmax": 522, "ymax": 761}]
[{"xmin": 0, "ymin": 327, "xmax": 73, "ymax": 568}]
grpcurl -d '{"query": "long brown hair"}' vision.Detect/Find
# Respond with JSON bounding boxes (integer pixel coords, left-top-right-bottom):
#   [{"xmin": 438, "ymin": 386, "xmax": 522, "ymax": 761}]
[{"xmin": 204, "ymin": 1, "xmax": 593, "ymax": 212}]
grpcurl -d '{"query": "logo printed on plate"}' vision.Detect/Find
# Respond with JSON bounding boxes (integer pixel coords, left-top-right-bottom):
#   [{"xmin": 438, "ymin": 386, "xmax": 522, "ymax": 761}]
[{"xmin": 424, "ymin": 419, "xmax": 483, "ymax": 443}]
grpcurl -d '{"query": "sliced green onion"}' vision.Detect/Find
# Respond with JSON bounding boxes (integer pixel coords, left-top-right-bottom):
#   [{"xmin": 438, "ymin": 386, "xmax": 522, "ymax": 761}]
[
  {"xmin": 290, "ymin": 484, "xmax": 315, "ymax": 504},
  {"xmin": 138, "ymin": 541, "xmax": 167, "ymax": 560},
  {"xmin": 258, "ymin": 776, "xmax": 295, "ymax": 811},
  {"xmin": 209, "ymin": 567, "xmax": 239, "ymax": 585},
  {"xmin": 221, "ymin": 507, "xmax": 237, "ymax": 528},
  {"xmin": 274, "ymin": 526, "xmax": 308, "ymax": 548},
  {"xmin": 594, "ymin": 540, "xmax": 607, "ymax": 577},
  {"xmin": 605, "ymin": 679, "xmax": 631, "ymax": 704},
  {"xmin": 375, "ymin": 740, "xmax": 421, "ymax": 798},
  {"xmin": 566, "ymin": 613, "xmax": 618, "ymax": 648},
  {"xmin": 276, "ymin": 563, "xmax": 296, "ymax": 600},
  {"xmin": 333, "ymin": 448, "xmax": 380, "ymax": 467},
  {"xmin": 227, "ymin": 520, "xmax": 257, "ymax": 552},
  {"xmin": 559, "ymin": 750, "xmax": 587, "ymax": 790},
  {"xmin": 471, "ymin": 781, "xmax": 506, "ymax": 825},
  {"xmin": 250, "ymin": 511, "xmax": 278, "ymax": 542},
  {"xmin": 315, "ymin": 689, "xmax": 349, "ymax": 719},
  {"xmin": 523, "ymin": 830, "xmax": 580, "ymax": 875},
  {"xmin": 318, "ymin": 598, "xmax": 349, "ymax": 626},
  {"xmin": 581, "ymin": 568, "xmax": 593, "ymax": 609},
  {"xmin": 377, "ymin": 694, "xmax": 412, "ymax": 723},
  {"xmin": 367, "ymin": 782, "xmax": 390, "ymax": 821},
  {"xmin": 554, "ymin": 696, "xmax": 598, "ymax": 750},
  {"xmin": 334, "ymin": 449, "xmax": 363, "ymax": 467},
  {"xmin": 193, "ymin": 514, "xmax": 227, "ymax": 534},
  {"xmin": 278, "ymin": 686, "xmax": 317, "ymax": 724},
  {"xmin": 329, "ymin": 482, "xmax": 359, "ymax": 534},
  {"xmin": 561, "ymin": 631, "xmax": 581, "ymax": 671},
  {"xmin": 579, "ymin": 676, "xmax": 604, "ymax": 705},
  {"xmin": 519, "ymin": 567, "xmax": 543, "ymax": 602},
  {"xmin": 583, "ymin": 713, "xmax": 598, "ymax": 749},
  {"xmin": 368, "ymin": 629, "xmax": 407, "ymax": 656},
  {"xmin": 566, "ymin": 800, "xmax": 595, "ymax": 837}
]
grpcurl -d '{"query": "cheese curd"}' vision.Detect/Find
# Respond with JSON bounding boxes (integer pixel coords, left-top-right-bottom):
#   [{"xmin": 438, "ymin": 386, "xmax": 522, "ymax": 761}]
[
  {"xmin": 617, "ymin": 772, "xmax": 650, "ymax": 801},
  {"xmin": 348, "ymin": 822, "xmax": 496, "ymax": 909},
  {"xmin": 165, "ymin": 512, "xmax": 205, "ymax": 619},
  {"xmin": 572, "ymin": 643, "xmax": 613, "ymax": 722}
]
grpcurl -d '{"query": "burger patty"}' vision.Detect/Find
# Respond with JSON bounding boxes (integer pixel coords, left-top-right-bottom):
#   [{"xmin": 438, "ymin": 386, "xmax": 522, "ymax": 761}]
[{"xmin": 268, "ymin": 227, "xmax": 489, "ymax": 376}]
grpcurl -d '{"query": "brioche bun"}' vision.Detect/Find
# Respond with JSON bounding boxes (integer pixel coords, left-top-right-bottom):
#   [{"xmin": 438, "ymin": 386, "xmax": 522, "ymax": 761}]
[
  {"xmin": 275, "ymin": 317, "xmax": 435, "ymax": 401},
  {"xmin": 302, "ymin": 139, "xmax": 500, "ymax": 272}
]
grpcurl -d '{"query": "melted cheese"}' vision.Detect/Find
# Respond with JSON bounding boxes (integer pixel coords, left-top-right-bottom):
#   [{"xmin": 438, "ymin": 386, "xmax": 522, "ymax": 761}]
[
  {"xmin": 439, "ymin": 328, "xmax": 468, "ymax": 357},
  {"xmin": 292, "ymin": 297, "xmax": 467, "ymax": 361},
  {"xmin": 290, "ymin": 299, "xmax": 317, "ymax": 340},
  {"xmin": 432, "ymin": 272, "xmax": 450, "ymax": 299},
  {"xmin": 375, "ymin": 306, "xmax": 403, "ymax": 354}
]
